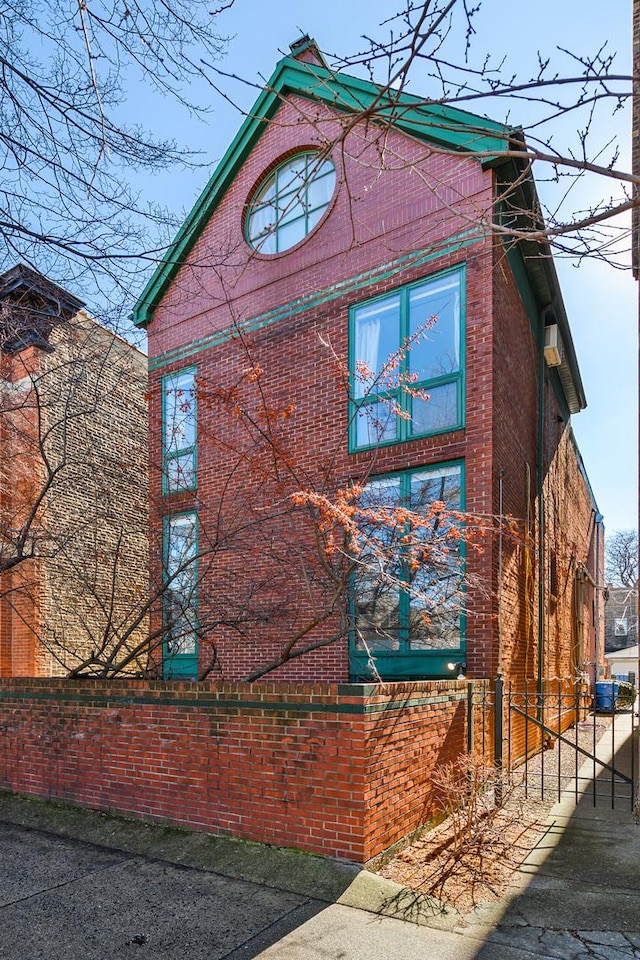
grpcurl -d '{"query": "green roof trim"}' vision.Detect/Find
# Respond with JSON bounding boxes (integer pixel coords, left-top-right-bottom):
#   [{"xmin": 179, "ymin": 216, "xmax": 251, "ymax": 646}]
[
  {"xmin": 132, "ymin": 54, "xmax": 514, "ymax": 327},
  {"xmin": 148, "ymin": 228, "xmax": 483, "ymax": 372}
]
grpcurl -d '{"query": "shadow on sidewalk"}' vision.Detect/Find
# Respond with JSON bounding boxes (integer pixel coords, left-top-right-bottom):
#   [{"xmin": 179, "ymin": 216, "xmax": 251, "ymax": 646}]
[{"xmin": 470, "ymin": 712, "xmax": 640, "ymax": 959}]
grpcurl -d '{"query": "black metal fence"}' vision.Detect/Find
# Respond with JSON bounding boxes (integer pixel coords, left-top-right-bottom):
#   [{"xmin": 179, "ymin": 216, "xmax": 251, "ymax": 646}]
[{"xmin": 468, "ymin": 678, "xmax": 637, "ymax": 811}]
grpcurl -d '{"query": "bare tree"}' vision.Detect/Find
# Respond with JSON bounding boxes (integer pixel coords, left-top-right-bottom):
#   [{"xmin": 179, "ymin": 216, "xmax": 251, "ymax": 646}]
[
  {"xmin": 606, "ymin": 529, "xmax": 638, "ymax": 588},
  {"xmin": 326, "ymin": 1, "xmax": 632, "ymax": 265},
  {"xmin": 3, "ymin": 1, "xmax": 633, "ymax": 306},
  {"xmin": 0, "ymin": 0, "xmax": 232, "ymax": 305},
  {"xmin": 0, "ymin": 268, "xmax": 149, "ymax": 677}
]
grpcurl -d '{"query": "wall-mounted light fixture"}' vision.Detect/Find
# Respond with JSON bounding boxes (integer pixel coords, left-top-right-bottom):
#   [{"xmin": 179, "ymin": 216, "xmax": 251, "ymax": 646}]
[{"xmin": 447, "ymin": 661, "xmax": 467, "ymax": 679}]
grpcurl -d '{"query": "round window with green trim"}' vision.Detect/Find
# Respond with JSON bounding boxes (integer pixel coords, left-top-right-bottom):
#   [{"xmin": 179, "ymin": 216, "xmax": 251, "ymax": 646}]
[{"xmin": 246, "ymin": 152, "xmax": 336, "ymax": 254}]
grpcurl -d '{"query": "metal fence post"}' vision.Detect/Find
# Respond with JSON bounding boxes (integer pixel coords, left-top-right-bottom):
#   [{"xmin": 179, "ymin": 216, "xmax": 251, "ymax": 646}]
[
  {"xmin": 494, "ymin": 674, "xmax": 504, "ymax": 806},
  {"xmin": 467, "ymin": 681, "xmax": 474, "ymax": 754}
]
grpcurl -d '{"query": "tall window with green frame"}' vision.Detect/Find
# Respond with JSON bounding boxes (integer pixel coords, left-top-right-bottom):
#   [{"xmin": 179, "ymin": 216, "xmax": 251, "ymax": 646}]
[
  {"xmin": 162, "ymin": 368, "xmax": 197, "ymax": 493},
  {"xmin": 350, "ymin": 462, "xmax": 464, "ymax": 679},
  {"xmin": 163, "ymin": 511, "xmax": 198, "ymax": 678},
  {"xmin": 350, "ymin": 267, "xmax": 463, "ymax": 450}
]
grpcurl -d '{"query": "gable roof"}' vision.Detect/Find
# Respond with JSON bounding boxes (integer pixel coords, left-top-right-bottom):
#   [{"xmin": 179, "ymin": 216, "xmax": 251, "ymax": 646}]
[
  {"xmin": 605, "ymin": 644, "xmax": 638, "ymax": 661},
  {"xmin": 131, "ymin": 45, "xmax": 514, "ymax": 328},
  {"xmin": 131, "ymin": 39, "xmax": 586, "ymax": 415}
]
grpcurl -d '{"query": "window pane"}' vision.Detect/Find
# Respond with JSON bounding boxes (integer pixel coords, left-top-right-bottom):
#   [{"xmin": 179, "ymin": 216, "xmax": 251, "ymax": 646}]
[
  {"xmin": 309, "ymin": 158, "xmax": 334, "ymax": 180},
  {"xmin": 167, "ymin": 513, "xmax": 196, "ymax": 573},
  {"xmin": 277, "ymin": 187, "xmax": 306, "ymax": 225},
  {"xmin": 276, "ymin": 216, "xmax": 306, "ymax": 251},
  {"xmin": 353, "ymin": 602, "xmax": 402, "ymax": 651},
  {"xmin": 166, "ymin": 453, "xmax": 195, "ymax": 493},
  {"xmin": 411, "ymin": 381, "xmax": 458, "ymax": 434},
  {"xmin": 410, "ymin": 464, "xmax": 461, "ymax": 510},
  {"xmin": 408, "ymin": 465, "xmax": 462, "ymax": 650},
  {"xmin": 306, "ymin": 166, "xmax": 336, "ymax": 210},
  {"xmin": 164, "ymin": 371, "xmax": 196, "ymax": 458},
  {"xmin": 254, "ymin": 179, "xmax": 276, "ymax": 206},
  {"xmin": 355, "ymin": 401, "xmax": 397, "ymax": 447},
  {"xmin": 408, "ymin": 597, "xmax": 463, "ymax": 650},
  {"xmin": 353, "ymin": 477, "xmax": 403, "ymax": 649},
  {"xmin": 249, "ymin": 205, "xmax": 275, "ymax": 239},
  {"xmin": 165, "ymin": 596, "xmax": 198, "ymax": 655},
  {"xmin": 276, "ymin": 156, "xmax": 307, "ymax": 192},
  {"xmin": 409, "ymin": 275, "xmax": 460, "ymax": 381},
  {"xmin": 255, "ymin": 231, "xmax": 277, "ymax": 254},
  {"xmin": 353, "ymin": 293, "xmax": 400, "ymax": 399},
  {"xmin": 306, "ymin": 206, "xmax": 324, "ymax": 234},
  {"xmin": 165, "ymin": 513, "xmax": 198, "ymax": 656},
  {"xmin": 359, "ymin": 475, "xmax": 403, "ymax": 533}
]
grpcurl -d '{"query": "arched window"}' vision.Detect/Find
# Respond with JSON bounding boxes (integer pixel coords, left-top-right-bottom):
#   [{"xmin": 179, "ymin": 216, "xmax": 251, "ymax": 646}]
[{"xmin": 246, "ymin": 152, "xmax": 335, "ymax": 254}]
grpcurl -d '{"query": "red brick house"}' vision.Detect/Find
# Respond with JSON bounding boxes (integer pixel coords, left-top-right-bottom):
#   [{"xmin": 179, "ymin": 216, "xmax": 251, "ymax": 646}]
[{"xmin": 133, "ymin": 37, "xmax": 604, "ymax": 688}]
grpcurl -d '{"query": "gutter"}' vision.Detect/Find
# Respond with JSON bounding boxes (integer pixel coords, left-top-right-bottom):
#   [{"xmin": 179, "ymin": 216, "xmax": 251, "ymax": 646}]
[{"xmin": 537, "ymin": 312, "xmax": 546, "ymax": 704}]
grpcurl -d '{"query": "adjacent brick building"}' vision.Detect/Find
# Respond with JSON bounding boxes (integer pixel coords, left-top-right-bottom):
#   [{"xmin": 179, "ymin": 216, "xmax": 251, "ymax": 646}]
[
  {"xmin": 133, "ymin": 37, "xmax": 604, "ymax": 689},
  {"xmin": 0, "ymin": 265, "xmax": 149, "ymax": 677}
]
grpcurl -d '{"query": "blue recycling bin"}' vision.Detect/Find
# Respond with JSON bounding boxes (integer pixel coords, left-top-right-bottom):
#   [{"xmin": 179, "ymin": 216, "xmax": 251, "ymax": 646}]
[{"xmin": 595, "ymin": 681, "xmax": 620, "ymax": 713}]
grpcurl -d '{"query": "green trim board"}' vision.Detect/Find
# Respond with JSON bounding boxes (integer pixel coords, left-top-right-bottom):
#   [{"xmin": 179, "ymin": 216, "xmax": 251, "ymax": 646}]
[
  {"xmin": 132, "ymin": 52, "xmax": 513, "ymax": 327},
  {"xmin": 148, "ymin": 231, "xmax": 482, "ymax": 372},
  {"xmin": 349, "ymin": 458, "xmax": 467, "ymax": 681},
  {"xmin": 0, "ymin": 688, "xmax": 468, "ymax": 715},
  {"xmin": 348, "ymin": 264, "xmax": 466, "ymax": 452}
]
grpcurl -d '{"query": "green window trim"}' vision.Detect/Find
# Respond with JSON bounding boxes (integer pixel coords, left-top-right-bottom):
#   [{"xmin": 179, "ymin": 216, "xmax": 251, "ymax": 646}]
[
  {"xmin": 348, "ymin": 264, "xmax": 465, "ymax": 453},
  {"xmin": 349, "ymin": 459, "xmax": 466, "ymax": 681},
  {"xmin": 245, "ymin": 152, "xmax": 336, "ymax": 255},
  {"xmin": 162, "ymin": 510, "xmax": 199, "ymax": 679},
  {"xmin": 161, "ymin": 366, "xmax": 197, "ymax": 495}
]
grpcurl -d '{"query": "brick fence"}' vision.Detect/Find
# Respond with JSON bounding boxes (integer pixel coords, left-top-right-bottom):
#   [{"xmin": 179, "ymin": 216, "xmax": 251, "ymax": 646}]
[{"xmin": 0, "ymin": 678, "xmax": 468, "ymax": 863}]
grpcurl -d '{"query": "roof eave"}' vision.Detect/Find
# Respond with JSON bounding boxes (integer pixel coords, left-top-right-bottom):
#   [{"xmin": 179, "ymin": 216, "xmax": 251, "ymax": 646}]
[
  {"xmin": 131, "ymin": 54, "xmax": 513, "ymax": 327},
  {"xmin": 495, "ymin": 156, "xmax": 586, "ymax": 416}
]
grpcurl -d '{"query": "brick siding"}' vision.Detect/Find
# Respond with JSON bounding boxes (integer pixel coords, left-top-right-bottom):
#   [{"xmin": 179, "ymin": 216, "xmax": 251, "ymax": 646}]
[
  {"xmin": 0, "ymin": 677, "xmax": 467, "ymax": 863},
  {"xmin": 146, "ymin": 71, "xmax": 601, "ymax": 689},
  {"xmin": 0, "ymin": 313, "xmax": 149, "ymax": 677}
]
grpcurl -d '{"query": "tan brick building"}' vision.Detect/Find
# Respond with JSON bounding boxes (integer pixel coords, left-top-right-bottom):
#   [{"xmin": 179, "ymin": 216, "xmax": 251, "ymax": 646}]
[{"xmin": 0, "ymin": 265, "xmax": 148, "ymax": 677}]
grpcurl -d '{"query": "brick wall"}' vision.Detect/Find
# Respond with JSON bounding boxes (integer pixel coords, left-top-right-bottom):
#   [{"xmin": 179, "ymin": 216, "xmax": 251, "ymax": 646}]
[
  {"xmin": 147, "ymin": 91, "xmax": 498, "ymax": 682},
  {"xmin": 39, "ymin": 315, "xmax": 149, "ymax": 677},
  {"xmin": 491, "ymin": 245, "xmax": 540, "ymax": 684},
  {"xmin": 491, "ymin": 244, "xmax": 601, "ymax": 690},
  {"xmin": 0, "ymin": 312, "xmax": 149, "ymax": 678},
  {"xmin": 0, "ymin": 677, "xmax": 467, "ymax": 863}
]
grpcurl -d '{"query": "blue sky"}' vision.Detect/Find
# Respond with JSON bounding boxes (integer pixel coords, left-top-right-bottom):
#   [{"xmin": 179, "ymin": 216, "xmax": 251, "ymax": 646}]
[{"xmin": 132, "ymin": 0, "xmax": 637, "ymax": 534}]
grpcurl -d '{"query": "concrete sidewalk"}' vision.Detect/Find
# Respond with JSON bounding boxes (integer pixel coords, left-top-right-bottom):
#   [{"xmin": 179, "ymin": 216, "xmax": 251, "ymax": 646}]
[
  {"xmin": 0, "ymin": 715, "xmax": 638, "ymax": 959},
  {"xmin": 467, "ymin": 710, "xmax": 640, "ymax": 960}
]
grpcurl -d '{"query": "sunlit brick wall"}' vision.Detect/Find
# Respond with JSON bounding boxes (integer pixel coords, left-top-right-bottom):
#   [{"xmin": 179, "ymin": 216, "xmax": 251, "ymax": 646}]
[{"xmin": 0, "ymin": 677, "xmax": 468, "ymax": 863}]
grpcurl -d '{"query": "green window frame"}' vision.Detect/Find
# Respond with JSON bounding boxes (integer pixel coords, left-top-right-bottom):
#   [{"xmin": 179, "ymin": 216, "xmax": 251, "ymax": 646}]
[
  {"xmin": 162, "ymin": 367, "xmax": 197, "ymax": 494},
  {"xmin": 349, "ymin": 265, "xmax": 465, "ymax": 451},
  {"xmin": 163, "ymin": 510, "xmax": 198, "ymax": 679},
  {"xmin": 246, "ymin": 152, "xmax": 336, "ymax": 254},
  {"xmin": 349, "ymin": 460, "xmax": 466, "ymax": 680}
]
